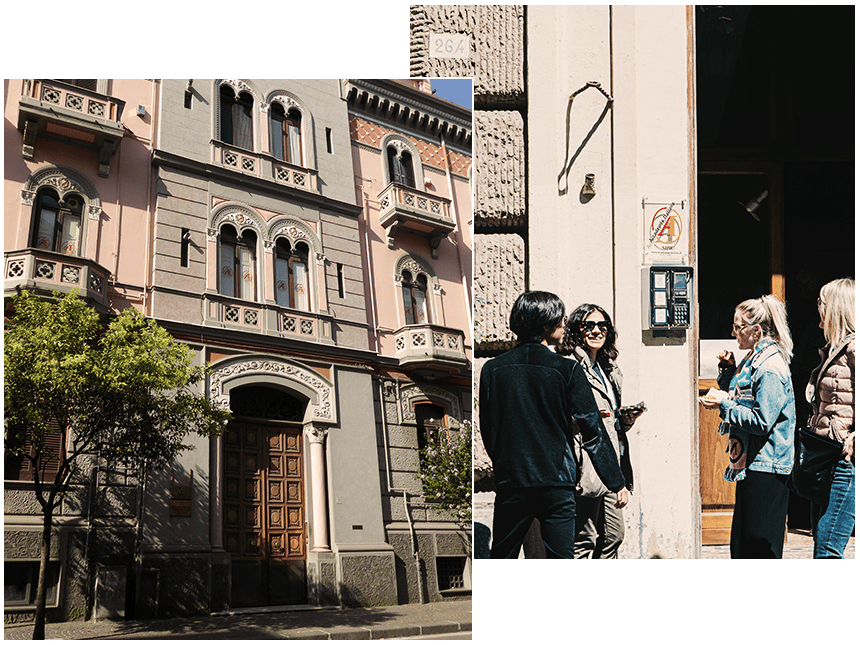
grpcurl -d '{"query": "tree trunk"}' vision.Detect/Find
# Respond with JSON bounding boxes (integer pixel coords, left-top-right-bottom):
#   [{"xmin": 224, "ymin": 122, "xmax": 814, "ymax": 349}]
[{"xmin": 32, "ymin": 504, "xmax": 54, "ymax": 640}]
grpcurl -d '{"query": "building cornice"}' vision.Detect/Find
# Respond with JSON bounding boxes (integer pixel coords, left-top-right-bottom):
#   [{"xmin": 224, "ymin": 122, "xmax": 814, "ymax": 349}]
[
  {"xmin": 343, "ymin": 79, "xmax": 472, "ymax": 154},
  {"xmin": 151, "ymin": 149, "xmax": 363, "ymax": 219}
]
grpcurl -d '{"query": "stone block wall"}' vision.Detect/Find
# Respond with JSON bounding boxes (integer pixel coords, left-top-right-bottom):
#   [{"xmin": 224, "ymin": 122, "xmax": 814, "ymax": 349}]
[
  {"xmin": 410, "ymin": 5, "xmax": 525, "ymax": 107},
  {"xmin": 411, "ymin": 4, "xmax": 529, "ymax": 558}
]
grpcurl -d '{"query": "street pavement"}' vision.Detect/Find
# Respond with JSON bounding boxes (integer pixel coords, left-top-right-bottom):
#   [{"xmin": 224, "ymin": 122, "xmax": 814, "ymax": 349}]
[
  {"xmin": 3, "ymin": 599, "xmax": 472, "ymax": 641},
  {"xmin": 701, "ymin": 529, "xmax": 854, "ymax": 559}
]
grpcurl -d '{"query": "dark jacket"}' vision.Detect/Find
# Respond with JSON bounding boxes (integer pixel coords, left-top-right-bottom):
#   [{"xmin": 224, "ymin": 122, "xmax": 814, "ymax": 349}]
[{"xmin": 479, "ymin": 342, "xmax": 625, "ymax": 491}]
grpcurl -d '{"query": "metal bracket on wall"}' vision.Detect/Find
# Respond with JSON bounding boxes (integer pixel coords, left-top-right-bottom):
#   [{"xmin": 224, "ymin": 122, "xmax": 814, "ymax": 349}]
[{"xmin": 558, "ymin": 81, "xmax": 615, "ymax": 196}]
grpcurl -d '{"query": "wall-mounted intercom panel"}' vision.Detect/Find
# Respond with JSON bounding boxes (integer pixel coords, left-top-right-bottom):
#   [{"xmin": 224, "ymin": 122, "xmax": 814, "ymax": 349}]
[{"xmin": 642, "ymin": 265, "xmax": 693, "ymax": 330}]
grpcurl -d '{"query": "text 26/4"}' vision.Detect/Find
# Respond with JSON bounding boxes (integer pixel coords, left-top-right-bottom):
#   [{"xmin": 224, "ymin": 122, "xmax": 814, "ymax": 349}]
[{"xmin": 430, "ymin": 33, "xmax": 469, "ymax": 59}]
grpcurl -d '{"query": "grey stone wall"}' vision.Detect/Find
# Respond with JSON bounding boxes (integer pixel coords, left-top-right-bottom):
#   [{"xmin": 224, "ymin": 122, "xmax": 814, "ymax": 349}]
[
  {"xmin": 339, "ymin": 553, "xmax": 398, "ymax": 607},
  {"xmin": 387, "ymin": 529, "xmax": 471, "ymax": 604}
]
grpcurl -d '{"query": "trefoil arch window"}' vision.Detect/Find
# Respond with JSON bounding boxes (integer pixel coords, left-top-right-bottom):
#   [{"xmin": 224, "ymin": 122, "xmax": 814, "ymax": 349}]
[
  {"xmin": 219, "ymin": 84, "xmax": 254, "ymax": 150},
  {"xmin": 401, "ymin": 270, "xmax": 429, "ymax": 325},
  {"xmin": 219, "ymin": 224, "xmax": 258, "ymax": 301},
  {"xmin": 274, "ymin": 238, "xmax": 311, "ymax": 312},
  {"xmin": 270, "ymin": 103, "xmax": 303, "ymax": 166},
  {"xmin": 387, "ymin": 145, "xmax": 416, "ymax": 188},
  {"xmin": 30, "ymin": 188, "xmax": 84, "ymax": 256}
]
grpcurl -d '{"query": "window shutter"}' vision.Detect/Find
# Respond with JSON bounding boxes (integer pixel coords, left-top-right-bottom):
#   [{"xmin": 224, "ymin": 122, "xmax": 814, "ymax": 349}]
[{"xmin": 4, "ymin": 422, "xmax": 63, "ymax": 482}]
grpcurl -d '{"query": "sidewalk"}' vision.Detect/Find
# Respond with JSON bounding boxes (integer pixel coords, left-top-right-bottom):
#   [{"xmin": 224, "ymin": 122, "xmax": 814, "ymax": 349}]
[
  {"xmin": 701, "ymin": 529, "xmax": 855, "ymax": 559},
  {"xmin": 3, "ymin": 599, "xmax": 472, "ymax": 641}
]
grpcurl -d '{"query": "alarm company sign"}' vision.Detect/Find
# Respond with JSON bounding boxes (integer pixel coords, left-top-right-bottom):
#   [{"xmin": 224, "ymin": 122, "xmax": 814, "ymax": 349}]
[{"xmin": 643, "ymin": 199, "xmax": 688, "ymax": 264}]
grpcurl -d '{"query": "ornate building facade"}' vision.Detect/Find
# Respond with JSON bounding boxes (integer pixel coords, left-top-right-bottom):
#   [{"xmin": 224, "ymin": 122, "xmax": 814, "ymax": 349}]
[{"xmin": 4, "ymin": 78, "xmax": 472, "ymax": 623}]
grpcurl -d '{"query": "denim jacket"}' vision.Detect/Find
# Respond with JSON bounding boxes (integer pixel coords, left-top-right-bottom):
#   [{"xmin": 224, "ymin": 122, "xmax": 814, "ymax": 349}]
[{"xmin": 717, "ymin": 342, "xmax": 796, "ymax": 478}]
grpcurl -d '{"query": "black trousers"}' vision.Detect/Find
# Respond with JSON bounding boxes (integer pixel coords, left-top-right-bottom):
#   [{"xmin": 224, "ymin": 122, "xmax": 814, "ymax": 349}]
[
  {"xmin": 491, "ymin": 486, "xmax": 577, "ymax": 559},
  {"xmin": 730, "ymin": 469, "xmax": 790, "ymax": 559}
]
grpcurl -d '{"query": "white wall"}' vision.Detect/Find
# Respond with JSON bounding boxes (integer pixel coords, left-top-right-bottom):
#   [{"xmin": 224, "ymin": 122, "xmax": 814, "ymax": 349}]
[{"xmin": 528, "ymin": 5, "xmax": 697, "ymax": 558}]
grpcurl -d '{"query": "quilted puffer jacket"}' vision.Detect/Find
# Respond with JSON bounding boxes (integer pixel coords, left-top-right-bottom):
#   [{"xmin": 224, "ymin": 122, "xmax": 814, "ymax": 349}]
[{"xmin": 806, "ymin": 334, "xmax": 855, "ymax": 444}]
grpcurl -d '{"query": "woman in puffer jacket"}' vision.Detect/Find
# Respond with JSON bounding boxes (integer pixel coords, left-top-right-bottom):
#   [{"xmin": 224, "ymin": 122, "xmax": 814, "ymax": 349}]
[{"xmin": 807, "ymin": 278, "xmax": 855, "ymax": 558}]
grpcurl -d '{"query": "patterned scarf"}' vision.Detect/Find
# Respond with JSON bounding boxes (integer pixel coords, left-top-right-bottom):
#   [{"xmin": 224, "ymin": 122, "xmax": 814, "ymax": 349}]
[{"xmin": 719, "ymin": 339, "xmax": 777, "ymax": 481}]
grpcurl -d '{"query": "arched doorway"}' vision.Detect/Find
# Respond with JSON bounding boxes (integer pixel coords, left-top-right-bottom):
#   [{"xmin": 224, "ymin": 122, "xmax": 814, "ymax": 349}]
[{"xmin": 223, "ymin": 385, "xmax": 308, "ymax": 606}]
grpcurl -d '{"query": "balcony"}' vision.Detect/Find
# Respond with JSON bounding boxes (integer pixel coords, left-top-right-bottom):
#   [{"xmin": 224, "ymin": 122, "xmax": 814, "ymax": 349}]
[
  {"xmin": 212, "ymin": 141, "xmax": 318, "ymax": 192},
  {"xmin": 378, "ymin": 183, "xmax": 454, "ymax": 259},
  {"xmin": 203, "ymin": 293, "xmax": 333, "ymax": 344},
  {"xmin": 17, "ymin": 80, "xmax": 126, "ymax": 178},
  {"xmin": 4, "ymin": 249, "xmax": 110, "ymax": 311},
  {"xmin": 393, "ymin": 324, "xmax": 469, "ymax": 377}
]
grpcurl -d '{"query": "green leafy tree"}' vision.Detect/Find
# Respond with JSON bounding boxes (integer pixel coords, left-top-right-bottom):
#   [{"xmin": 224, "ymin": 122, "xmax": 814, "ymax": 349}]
[
  {"xmin": 4, "ymin": 290, "xmax": 230, "ymax": 639},
  {"xmin": 417, "ymin": 420, "xmax": 473, "ymax": 524}
]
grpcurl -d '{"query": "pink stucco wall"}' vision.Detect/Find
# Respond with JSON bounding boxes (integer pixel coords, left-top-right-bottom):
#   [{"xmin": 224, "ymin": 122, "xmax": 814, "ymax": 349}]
[
  {"xmin": 350, "ymin": 123, "xmax": 472, "ymax": 361},
  {"xmin": 4, "ymin": 79, "xmax": 156, "ymax": 313}
]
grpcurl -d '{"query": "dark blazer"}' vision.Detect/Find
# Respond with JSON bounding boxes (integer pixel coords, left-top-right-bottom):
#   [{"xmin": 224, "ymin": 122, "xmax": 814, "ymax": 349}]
[{"xmin": 479, "ymin": 342, "xmax": 625, "ymax": 491}]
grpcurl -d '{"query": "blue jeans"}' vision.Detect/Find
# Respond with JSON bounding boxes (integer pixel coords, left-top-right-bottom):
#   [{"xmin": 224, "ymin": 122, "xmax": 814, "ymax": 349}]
[
  {"xmin": 811, "ymin": 458, "xmax": 855, "ymax": 558},
  {"xmin": 491, "ymin": 487, "xmax": 577, "ymax": 558}
]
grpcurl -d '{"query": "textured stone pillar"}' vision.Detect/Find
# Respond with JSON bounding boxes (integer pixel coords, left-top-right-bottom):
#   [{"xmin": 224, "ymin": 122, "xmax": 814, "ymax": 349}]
[
  {"xmin": 410, "ymin": 5, "xmax": 525, "ymax": 106},
  {"xmin": 304, "ymin": 424, "xmax": 331, "ymax": 553},
  {"xmin": 474, "ymin": 233, "xmax": 525, "ymax": 352},
  {"xmin": 474, "ymin": 111, "xmax": 526, "ymax": 228}
]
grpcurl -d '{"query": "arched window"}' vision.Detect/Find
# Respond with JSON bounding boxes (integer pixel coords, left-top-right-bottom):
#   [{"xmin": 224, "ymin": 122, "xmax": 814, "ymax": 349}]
[
  {"xmin": 387, "ymin": 145, "xmax": 416, "ymax": 188},
  {"xmin": 270, "ymin": 103, "xmax": 303, "ymax": 165},
  {"xmin": 219, "ymin": 224, "xmax": 257, "ymax": 301},
  {"xmin": 219, "ymin": 85, "xmax": 253, "ymax": 150},
  {"xmin": 274, "ymin": 238, "xmax": 311, "ymax": 312},
  {"xmin": 401, "ymin": 270, "xmax": 429, "ymax": 325},
  {"xmin": 30, "ymin": 188, "xmax": 84, "ymax": 256}
]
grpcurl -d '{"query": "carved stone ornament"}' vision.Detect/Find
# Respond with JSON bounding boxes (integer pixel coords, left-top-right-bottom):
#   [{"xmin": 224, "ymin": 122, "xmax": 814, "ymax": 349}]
[
  {"xmin": 399, "ymin": 259, "xmax": 425, "ymax": 277},
  {"xmin": 399, "ymin": 385, "xmax": 462, "ymax": 423},
  {"xmin": 303, "ymin": 424, "xmax": 329, "ymax": 444},
  {"xmin": 269, "ymin": 218, "xmax": 322, "ymax": 256},
  {"xmin": 209, "ymin": 357, "xmax": 335, "ymax": 424},
  {"xmin": 222, "ymin": 79, "xmax": 255, "ymax": 97},
  {"xmin": 388, "ymin": 139, "xmax": 411, "ymax": 154},
  {"xmin": 23, "ymin": 167, "xmax": 103, "ymax": 225},
  {"xmin": 211, "ymin": 204, "xmax": 265, "ymax": 236},
  {"xmin": 273, "ymin": 95, "xmax": 301, "ymax": 111}
]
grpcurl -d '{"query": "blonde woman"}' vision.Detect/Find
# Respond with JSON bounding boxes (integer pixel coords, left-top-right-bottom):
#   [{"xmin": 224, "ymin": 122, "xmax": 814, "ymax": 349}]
[
  {"xmin": 807, "ymin": 278, "xmax": 855, "ymax": 558},
  {"xmin": 701, "ymin": 295, "xmax": 795, "ymax": 558}
]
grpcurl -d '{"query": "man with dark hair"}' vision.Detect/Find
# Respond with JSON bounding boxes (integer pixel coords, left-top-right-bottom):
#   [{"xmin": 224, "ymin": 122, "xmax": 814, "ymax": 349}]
[{"xmin": 479, "ymin": 290, "xmax": 626, "ymax": 558}]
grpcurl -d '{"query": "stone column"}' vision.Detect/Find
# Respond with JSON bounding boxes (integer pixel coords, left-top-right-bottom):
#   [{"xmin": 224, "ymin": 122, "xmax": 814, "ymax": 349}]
[{"xmin": 304, "ymin": 423, "xmax": 331, "ymax": 552}]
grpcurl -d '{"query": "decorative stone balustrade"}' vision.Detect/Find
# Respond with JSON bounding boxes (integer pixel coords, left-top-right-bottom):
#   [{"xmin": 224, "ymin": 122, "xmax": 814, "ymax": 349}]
[
  {"xmin": 4, "ymin": 249, "xmax": 110, "ymax": 310},
  {"xmin": 377, "ymin": 183, "xmax": 454, "ymax": 258}
]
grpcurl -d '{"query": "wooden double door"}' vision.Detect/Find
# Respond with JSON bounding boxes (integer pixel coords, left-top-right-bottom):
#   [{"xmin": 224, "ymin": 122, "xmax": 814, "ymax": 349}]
[{"xmin": 223, "ymin": 421, "xmax": 307, "ymax": 607}]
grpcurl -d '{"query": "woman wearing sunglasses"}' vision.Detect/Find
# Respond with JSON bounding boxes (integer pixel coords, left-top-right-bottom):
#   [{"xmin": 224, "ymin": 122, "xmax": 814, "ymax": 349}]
[
  {"xmin": 700, "ymin": 295, "xmax": 795, "ymax": 558},
  {"xmin": 557, "ymin": 304, "xmax": 642, "ymax": 558}
]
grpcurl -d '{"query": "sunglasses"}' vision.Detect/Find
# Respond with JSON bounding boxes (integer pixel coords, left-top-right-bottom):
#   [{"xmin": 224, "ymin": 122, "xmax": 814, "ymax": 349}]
[{"xmin": 580, "ymin": 320, "xmax": 611, "ymax": 333}]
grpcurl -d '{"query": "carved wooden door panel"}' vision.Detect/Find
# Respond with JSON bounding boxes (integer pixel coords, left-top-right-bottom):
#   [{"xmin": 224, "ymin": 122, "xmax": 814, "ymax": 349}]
[{"xmin": 224, "ymin": 422, "xmax": 306, "ymax": 607}]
